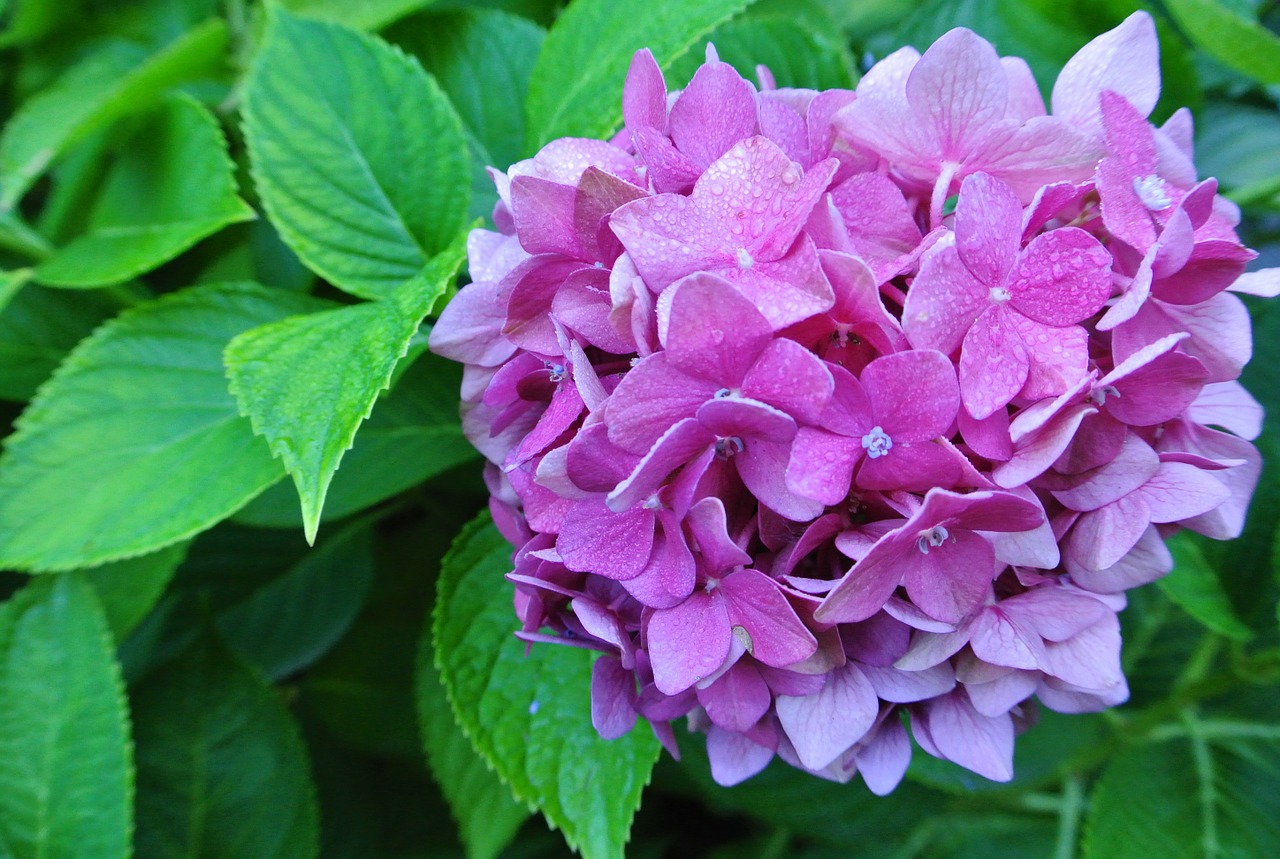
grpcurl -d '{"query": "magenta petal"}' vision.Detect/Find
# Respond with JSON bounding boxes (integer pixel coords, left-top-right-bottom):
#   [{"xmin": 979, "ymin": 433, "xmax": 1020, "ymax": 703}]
[
  {"xmin": 903, "ymin": 239, "xmax": 989, "ymax": 353},
  {"xmin": 1069, "ymin": 493, "xmax": 1151, "ymax": 572},
  {"xmin": 623, "ymin": 48, "xmax": 667, "ymax": 133},
  {"xmin": 721, "ymin": 570, "xmax": 818, "ymax": 668},
  {"xmin": 622, "ymin": 516, "xmax": 697, "ymax": 609},
  {"xmin": 1009, "ymin": 228, "xmax": 1113, "ymax": 325},
  {"xmin": 742, "ymin": 338, "xmax": 835, "ymax": 425},
  {"xmin": 605, "ymin": 354, "xmax": 717, "ymax": 454},
  {"xmin": 955, "ymin": 172, "xmax": 1021, "ymax": 285},
  {"xmin": 862, "ymin": 349, "xmax": 961, "ymax": 442},
  {"xmin": 510, "ymin": 176, "xmax": 581, "ymax": 257},
  {"xmin": 994, "ymin": 403, "xmax": 1095, "ymax": 488},
  {"xmin": 699, "ymin": 661, "xmax": 772, "ymax": 732},
  {"xmin": 661, "ymin": 272, "xmax": 773, "ymax": 382},
  {"xmin": 1012, "ymin": 316, "xmax": 1090, "ymax": 402},
  {"xmin": 857, "ymin": 440, "xmax": 964, "ymax": 493},
  {"xmin": 1139, "ymin": 462, "xmax": 1231, "ymax": 523},
  {"xmin": 903, "ymin": 529, "xmax": 995, "ymax": 623},
  {"xmin": 786, "ymin": 428, "xmax": 861, "ymax": 505},
  {"xmin": 669, "ymin": 61, "xmax": 759, "ymax": 168},
  {"xmin": 1110, "ymin": 350, "xmax": 1208, "ymax": 426},
  {"xmin": 816, "ymin": 539, "xmax": 915, "ymax": 624},
  {"xmin": 728, "ymin": 236, "xmax": 836, "ymax": 330},
  {"xmin": 648, "ymin": 591, "xmax": 732, "ymax": 695},
  {"xmin": 686, "ymin": 497, "xmax": 753, "ymax": 573},
  {"xmin": 557, "ymin": 501, "xmax": 654, "ymax": 580},
  {"xmin": 961, "ymin": 307, "xmax": 1029, "ymax": 419},
  {"xmin": 608, "ymin": 417, "xmax": 713, "ymax": 511},
  {"xmin": 1052, "ymin": 433, "xmax": 1160, "ymax": 512},
  {"xmin": 776, "ymin": 663, "xmax": 878, "ymax": 771},
  {"xmin": 1067, "ymin": 523, "xmax": 1171, "ymax": 593},
  {"xmin": 737, "ymin": 436, "xmax": 825, "ymax": 522},
  {"xmin": 919, "ymin": 691, "xmax": 1014, "ymax": 782},
  {"xmin": 592, "ymin": 655, "xmax": 639, "ymax": 739}
]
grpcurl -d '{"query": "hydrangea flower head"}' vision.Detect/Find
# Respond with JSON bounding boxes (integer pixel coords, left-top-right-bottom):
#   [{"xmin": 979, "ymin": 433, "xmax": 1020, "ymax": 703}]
[{"xmin": 430, "ymin": 12, "xmax": 1275, "ymax": 792}]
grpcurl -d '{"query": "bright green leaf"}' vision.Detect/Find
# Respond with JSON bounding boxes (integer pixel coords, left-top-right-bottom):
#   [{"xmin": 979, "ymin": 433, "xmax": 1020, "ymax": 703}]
[
  {"xmin": 35, "ymin": 94, "xmax": 255, "ymax": 288},
  {"xmin": 0, "ymin": 19, "xmax": 229, "ymax": 212},
  {"xmin": 225, "ymin": 234, "xmax": 468, "ymax": 543},
  {"xmin": 243, "ymin": 6, "xmax": 470, "ymax": 299},
  {"xmin": 233, "ymin": 350, "xmax": 477, "ymax": 528},
  {"xmin": 0, "ymin": 0, "xmax": 87, "ymax": 46},
  {"xmin": 1084, "ymin": 717, "xmax": 1280, "ymax": 858},
  {"xmin": 132, "ymin": 627, "xmax": 319, "ymax": 859},
  {"xmin": 1166, "ymin": 0, "xmax": 1280, "ymax": 85},
  {"xmin": 669, "ymin": 15, "xmax": 856, "ymax": 90},
  {"xmin": 82, "ymin": 541, "xmax": 190, "ymax": 641},
  {"xmin": 278, "ymin": 0, "xmax": 438, "ymax": 30},
  {"xmin": 0, "ymin": 282, "xmax": 327, "ymax": 572},
  {"xmin": 525, "ymin": 0, "xmax": 761, "ymax": 148},
  {"xmin": 0, "ymin": 276, "xmax": 119, "ymax": 402},
  {"xmin": 434, "ymin": 513, "xmax": 661, "ymax": 859},
  {"xmin": 1160, "ymin": 533, "xmax": 1254, "ymax": 642},
  {"xmin": 391, "ymin": 8, "xmax": 545, "ymax": 169},
  {"xmin": 418, "ymin": 619, "xmax": 529, "ymax": 859},
  {"xmin": 0, "ymin": 575, "xmax": 132, "ymax": 859}
]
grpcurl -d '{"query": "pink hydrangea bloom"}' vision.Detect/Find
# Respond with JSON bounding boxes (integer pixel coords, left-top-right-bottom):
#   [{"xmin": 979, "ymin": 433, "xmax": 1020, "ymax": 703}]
[{"xmin": 429, "ymin": 11, "xmax": 1274, "ymax": 792}]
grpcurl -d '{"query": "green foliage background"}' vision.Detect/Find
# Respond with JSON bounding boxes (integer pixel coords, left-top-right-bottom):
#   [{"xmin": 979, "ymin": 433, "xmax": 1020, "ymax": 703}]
[{"xmin": 0, "ymin": 0, "xmax": 1278, "ymax": 856}]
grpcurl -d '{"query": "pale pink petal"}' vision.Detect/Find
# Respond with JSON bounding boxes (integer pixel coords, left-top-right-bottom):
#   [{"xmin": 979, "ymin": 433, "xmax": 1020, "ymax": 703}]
[
  {"xmin": 1187, "ymin": 381, "xmax": 1264, "ymax": 440},
  {"xmin": 1139, "ymin": 461, "xmax": 1231, "ymax": 523},
  {"xmin": 855, "ymin": 717, "xmax": 913, "ymax": 796},
  {"xmin": 1052, "ymin": 11, "xmax": 1161, "ymax": 139},
  {"xmin": 592, "ymin": 656, "xmax": 639, "ymax": 739},
  {"xmin": 1052, "ymin": 433, "xmax": 1160, "ymax": 512},
  {"xmin": 1009, "ymin": 315, "xmax": 1090, "ymax": 402},
  {"xmin": 1067, "ymin": 523, "xmax": 1171, "ymax": 593},
  {"xmin": 918, "ymin": 691, "xmax": 1014, "ymax": 781},
  {"xmin": 776, "ymin": 663, "xmax": 879, "ymax": 770},
  {"xmin": 961, "ymin": 306, "xmax": 1030, "ymax": 419},
  {"xmin": 906, "ymin": 28, "xmax": 1008, "ymax": 160},
  {"xmin": 706, "ymin": 725, "xmax": 775, "ymax": 786},
  {"xmin": 903, "ymin": 529, "xmax": 997, "ymax": 623},
  {"xmin": 1068, "ymin": 493, "xmax": 1152, "ymax": 572},
  {"xmin": 859, "ymin": 663, "xmax": 956, "ymax": 703}
]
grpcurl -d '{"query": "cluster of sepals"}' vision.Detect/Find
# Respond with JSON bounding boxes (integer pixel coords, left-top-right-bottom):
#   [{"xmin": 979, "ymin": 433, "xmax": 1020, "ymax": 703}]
[{"xmin": 430, "ymin": 12, "xmax": 1278, "ymax": 789}]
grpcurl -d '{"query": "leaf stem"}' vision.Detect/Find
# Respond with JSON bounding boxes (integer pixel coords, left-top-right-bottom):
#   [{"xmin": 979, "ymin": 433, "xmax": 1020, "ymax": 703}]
[
  {"xmin": 1183, "ymin": 709, "xmax": 1221, "ymax": 859},
  {"xmin": 1052, "ymin": 773, "xmax": 1085, "ymax": 859},
  {"xmin": 0, "ymin": 215, "xmax": 54, "ymax": 262}
]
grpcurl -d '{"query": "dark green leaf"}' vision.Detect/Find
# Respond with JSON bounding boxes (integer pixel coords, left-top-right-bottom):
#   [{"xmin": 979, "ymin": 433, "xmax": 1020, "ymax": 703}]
[
  {"xmin": 1160, "ymin": 533, "xmax": 1254, "ymax": 641},
  {"xmin": 1165, "ymin": 0, "xmax": 1280, "ymax": 85},
  {"xmin": 243, "ymin": 7, "xmax": 470, "ymax": 299},
  {"xmin": 418, "ymin": 619, "xmax": 529, "ymax": 859},
  {"xmin": 1196, "ymin": 103, "xmax": 1280, "ymax": 206},
  {"xmin": 0, "ymin": 20, "xmax": 229, "ymax": 212},
  {"xmin": 525, "ymin": 0, "xmax": 761, "ymax": 148},
  {"xmin": 0, "ymin": 277, "xmax": 121, "ymax": 402},
  {"xmin": 132, "ymin": 627, "xmax": 319, "ymax": 859},
  {"xmin": 82, "ymin": 541, "xmax": 189, "ymax": 640},
  {"xmin": 0, "ymin": 0, "xmax": 87, "ymax": 46},
  {"xmin": 0, "ymin": 575, "xmax": 132, "ymax": 859},
  {"xmin": 434, "ymin": 513, "xmax": 661, "ymax": 859},
  {"xmin": 1084, "ymin": 719, "xmax": 1280, "ymax": 858},
  {"xmin": 0, "ymin": 282, "xmax": 326, "ymax": 571},
  {"xmin": 233, "ymin": 350, "xmax": 477, "ymax": 528},
  {"xmin": 225, "ymin": 234, "xmax": 467, "ymax": 542},
  {"xmin": 34, "ymin": 94, "xmax": 255, "ymax": 288}
]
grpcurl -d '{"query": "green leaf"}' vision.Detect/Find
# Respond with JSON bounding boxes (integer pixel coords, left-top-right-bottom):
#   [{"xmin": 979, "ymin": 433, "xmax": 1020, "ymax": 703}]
[
  {"xmin": 225, "ymin": 234, "xmax": 468, "ymax": 543},
  {"xmin": 417, "ymin": 618, "xmax": 529, "ymax": 859},
  {"xmin": 34, "ymin": 94, "xmax": 255, "ymax": 288},
  {"xmin": 0, "ymin": 0, "xmax": 87, "ymax": 46},
  {"xmin": 669, "ymin": 15, "xmax": 856, "ymax": 90},
  {"xmin": 1084, "ymin": 718, "xmax": 1280, "ymax": 858},
  {"xmin": 1160, "ymin": 533, "xmax": 1254, "ymax": 642},
  {"xmin": 278, "ymin": 0, "xmax": 439, "ymax": 30},
  {"xmin": 82, "ymin": 541, "xmax": 190, "ymax": 640},
  {"xmin": 1195, "ymin": 103, "xmax": 1280, "ymax": 206},
  {"xmin": 0, "ymin": 277, "xmax": 122, "ymax": 402},
  {"xmin": 215, "ymin": 518, "xmax": 376, "ymax": 679},
  {"xmin": 391, "ymin": 8, "xmax": 545, "ymax": 169},
  {"xmin": 0, "ymin": 575, "xmax": 132, "ymax": 859},
  {"xmin": 233, "ymin": 350, "xmax": 477, "ymax": 528},
  {"xmin": 434, "ymin": 513, "xmax": 661, "ymax": 859},
  {"xmin": 525, "ymin": 0, "xmax": 761, "ymax": 148},
  {"xmin": 1165, "ymin": 0, "xmax": 1280, "ymax": 85},
  {"xmin": 243, "ymin": 6, "xmax": 470, "ymax": 300},
  {"xmin": 0, "ymin": 19, "xmax": 229, "ymax": 212},
  {"xmin": 0, "ymin": 282, "xmax": 327, "ymax": 572},
  {"xmin": 132, "ymin": 626, "xmax": 319, "ymax": 859}
]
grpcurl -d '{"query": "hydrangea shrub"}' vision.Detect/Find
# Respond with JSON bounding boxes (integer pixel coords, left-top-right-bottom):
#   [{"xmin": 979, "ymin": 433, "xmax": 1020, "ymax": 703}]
[{"xmin": 431, "ymin": 11, "xmax": 1278, "ymax": 791}]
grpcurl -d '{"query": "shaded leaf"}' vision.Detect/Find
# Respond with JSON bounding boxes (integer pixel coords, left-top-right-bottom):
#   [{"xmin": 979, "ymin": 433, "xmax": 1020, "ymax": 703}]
[
  {"xmin": 132, "ymin": 626, "xmax": 319, "ymax": 859},
  {"xmin": 0, "ymin": 20, "xmax": 229, "ymax": 211},
  {"xmin": 0, "ymin": 282, "xmax": 326, "ymax": 571},
  {"xmin": 243, "ymin": 7, "xmax": 470, "ymax": 299},
  {"xmin": 35, "ymin": 94, "xmax": 255, "ymax": 288},
  {"xmin": 82, "ymin": 541, "xmax": 190, "ymax": 641},
  {"xmin": 525, "ymin": 0, "xmax": 760, "ymax": 148},
  {"xmin": 0, "ymin": 575, "xmax": 132, "ymax": 859},
  {"xmin": 669, "ymin": 15, "xmax": 856, "ymax": 90},
  {"xmin": 434, "ymin": 513, "xmax": 661, "ymax": 859},
  {"xmin": 1160, "ymin": 533, "xmax": 1254, "ymax": 642}
]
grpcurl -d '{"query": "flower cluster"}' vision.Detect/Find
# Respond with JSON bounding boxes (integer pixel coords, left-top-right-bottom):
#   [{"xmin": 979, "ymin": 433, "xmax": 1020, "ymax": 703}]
[{"xmin": 430, "ymin": 13, "xmax": 1276, "ymax": 790}]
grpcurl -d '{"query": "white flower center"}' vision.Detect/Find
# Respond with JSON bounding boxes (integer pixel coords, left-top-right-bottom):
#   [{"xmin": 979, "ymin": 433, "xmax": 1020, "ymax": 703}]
[
  {"xmin": 916, "ymin": 525, "xmax": 950, "ymax": 554},
  {"xmin": 735, "ymin": 247, "xmax": 755, "ymax": 270},
  {"xmin": 861, "ymin": 426, "xmax": 893, "ymax": 458},
  {"xmin": 989, "ymin": 286, "xmax": 1012, "ymax": 303},
  {"xmin": 714, "ymin": 436, "xmax": 745, "ymax": 460},
  {"xmin": 1133, "ymin": 175, "xmax": 1173, "ymax": 211}
]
